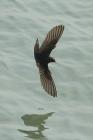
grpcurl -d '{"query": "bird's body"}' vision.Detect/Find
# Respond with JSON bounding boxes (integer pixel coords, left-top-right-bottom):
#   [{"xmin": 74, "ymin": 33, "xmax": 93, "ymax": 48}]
[{"xmin": 34, "ymin": 25, "xmax": 64, "ymax": 97}]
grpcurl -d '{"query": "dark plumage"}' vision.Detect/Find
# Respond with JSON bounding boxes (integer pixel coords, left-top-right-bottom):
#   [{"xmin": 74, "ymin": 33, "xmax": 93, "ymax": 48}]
[{"xmin": 34, "ymin": 25, "xmax": 64, "ymax": 97}]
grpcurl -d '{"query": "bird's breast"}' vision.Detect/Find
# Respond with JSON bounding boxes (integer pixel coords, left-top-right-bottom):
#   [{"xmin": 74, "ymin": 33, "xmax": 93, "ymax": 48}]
[{"xmin": 35, "ymin": 53, "xmax": 48, "ymax": 64}]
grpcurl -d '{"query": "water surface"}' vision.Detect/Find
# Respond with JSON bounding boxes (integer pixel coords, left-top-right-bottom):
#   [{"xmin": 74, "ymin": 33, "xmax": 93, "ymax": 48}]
[{"xmin": 0, "ymin": 0, "xmax": 93, "ymax": 140}]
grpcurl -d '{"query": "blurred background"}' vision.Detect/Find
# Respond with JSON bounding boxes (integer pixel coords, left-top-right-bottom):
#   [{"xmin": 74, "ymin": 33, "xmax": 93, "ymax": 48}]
[{"xmin": 0, "ymin": 0, "xmax": 93, "ymax": 140}]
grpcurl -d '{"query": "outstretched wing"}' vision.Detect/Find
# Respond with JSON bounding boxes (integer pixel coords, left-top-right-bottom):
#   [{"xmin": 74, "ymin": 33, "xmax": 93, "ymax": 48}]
[
  {"xmin": 34, "ymin": 38, "xmax": 39, "ymax": 54},
  {"xmin": 39, "ymin": 25, "xmax": 64, "ymax": 56},
  {"xmin": 34, "ymin": 38, "xmax": 40, "ymax": 62},
  {"xmin": 38, "ymin": 64, "xmax": 57, "ymax": 97}
]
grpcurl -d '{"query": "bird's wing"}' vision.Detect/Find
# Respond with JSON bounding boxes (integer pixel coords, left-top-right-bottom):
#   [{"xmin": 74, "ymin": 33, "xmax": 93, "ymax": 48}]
[
  {"xmin": 39, "ymin": 25, "xmax": 64, "ymax": 56},
  {"xmin": 34, "ymin": 38, "xmax": 40, "ymax": 63},
  {"xmin": 34, "ymin": 38, "xmax": 39, "ymax": 56},
  {"xmin": 34, "ymin": 38, "xmax": 39, "ymax": 54},
  {"xmin": 38, "ymin": 64, "xmax": 57, "ymax": 97}
]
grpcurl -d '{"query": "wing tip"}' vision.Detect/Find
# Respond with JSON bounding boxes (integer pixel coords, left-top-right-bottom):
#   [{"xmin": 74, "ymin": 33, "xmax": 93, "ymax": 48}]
[
  {"xmin": 57, "ymin": 24, "xmax": 65, "ymax": 31},
  {"xmin": 58, "ymin": 24, "xmax": 65, "ymax": 27},
  {"xmin": 48, "ymin": 91, "xmax": 57, "ymax": 97},
  {"xmin": 35, "ymin": 37, "xmax": 39, "ymax": 45},
  {"xmin": 52, "ymin": 93, "xmax": 57, "ymax": 98}
]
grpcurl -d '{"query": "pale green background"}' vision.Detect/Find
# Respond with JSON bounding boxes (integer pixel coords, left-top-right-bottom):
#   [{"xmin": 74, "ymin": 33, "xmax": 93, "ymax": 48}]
[{"xmin": 0, "ymin": 0, "xmax": 93, "ymax": 140}]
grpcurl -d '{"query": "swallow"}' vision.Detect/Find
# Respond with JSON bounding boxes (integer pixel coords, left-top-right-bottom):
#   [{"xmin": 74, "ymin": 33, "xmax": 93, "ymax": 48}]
[{"xmin": 34, "ymin": 25, "xmax": 64, "ymax": 97}]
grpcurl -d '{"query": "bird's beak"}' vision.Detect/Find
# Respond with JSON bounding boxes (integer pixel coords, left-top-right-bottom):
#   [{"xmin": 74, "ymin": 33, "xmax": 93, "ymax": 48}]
[{"xmin": 54, "ymin": 59, "xmax": 56, "ymax": 63}]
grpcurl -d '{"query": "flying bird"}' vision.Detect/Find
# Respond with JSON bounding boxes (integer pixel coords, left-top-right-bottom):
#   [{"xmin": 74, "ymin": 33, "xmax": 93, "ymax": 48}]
[{"xmin": 34, "ymin": 25, "xmax": 64, "ymax": 97}]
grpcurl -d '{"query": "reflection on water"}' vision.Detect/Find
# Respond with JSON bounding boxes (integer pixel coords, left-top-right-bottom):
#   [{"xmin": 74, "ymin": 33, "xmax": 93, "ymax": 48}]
[{"xmin": 18, "ymin": 112, "xmax": 54, "ymax": 140}]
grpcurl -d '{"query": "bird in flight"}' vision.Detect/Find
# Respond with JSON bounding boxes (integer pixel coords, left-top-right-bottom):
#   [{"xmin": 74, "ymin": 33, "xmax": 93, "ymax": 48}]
[{"xmin": 34, "ymin": 25, "xmax": 64, "ymax": 97}]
